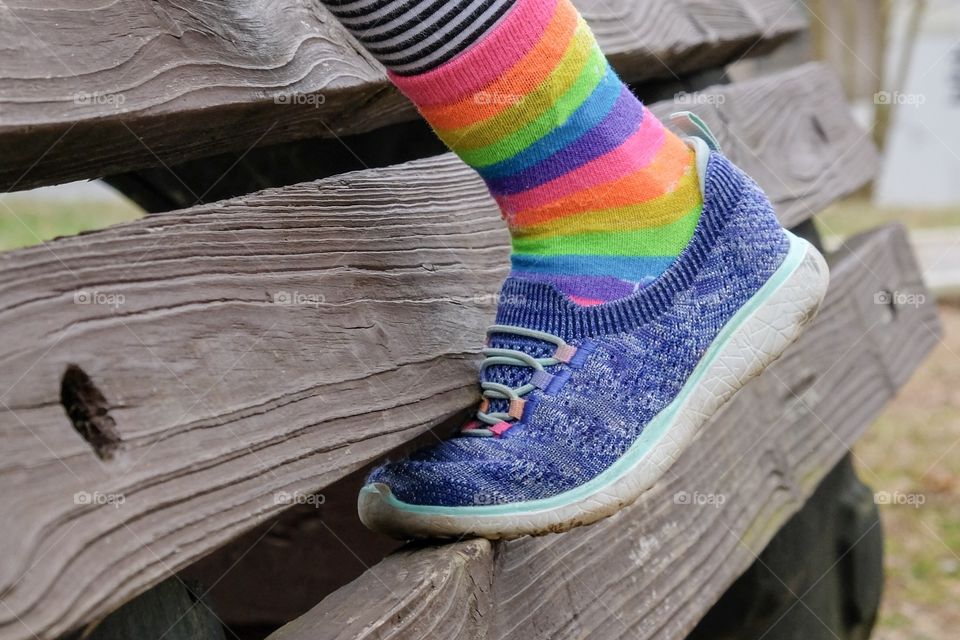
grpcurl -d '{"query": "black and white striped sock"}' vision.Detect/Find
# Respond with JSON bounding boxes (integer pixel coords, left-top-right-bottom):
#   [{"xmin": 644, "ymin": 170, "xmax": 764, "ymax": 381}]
[{"xmin": 321, "ymin": 0, "xmax": 519, "ymax": 75}]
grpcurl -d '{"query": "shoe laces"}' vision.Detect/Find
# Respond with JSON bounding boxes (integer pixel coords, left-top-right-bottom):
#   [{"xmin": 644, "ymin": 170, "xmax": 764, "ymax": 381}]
[{"xmin": 460, "ymin": 324, "xmax": 578, "ymax": 438}]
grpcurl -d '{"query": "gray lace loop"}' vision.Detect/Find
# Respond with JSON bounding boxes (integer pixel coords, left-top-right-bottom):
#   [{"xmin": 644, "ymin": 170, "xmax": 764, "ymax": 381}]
[{"xmin": 461, "ymin": 324, "xmax": 573, "ymax": 438}]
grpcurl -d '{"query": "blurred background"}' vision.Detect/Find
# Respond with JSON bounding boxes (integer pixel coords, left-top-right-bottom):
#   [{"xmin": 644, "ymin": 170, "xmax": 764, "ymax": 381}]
[
  {"xmin": 1, "ymin": 1, "xmax": 958, "ymax": 639},
  {"xmin": 810, "ymin": 2, "xmax": 960, "ymax": 637}
]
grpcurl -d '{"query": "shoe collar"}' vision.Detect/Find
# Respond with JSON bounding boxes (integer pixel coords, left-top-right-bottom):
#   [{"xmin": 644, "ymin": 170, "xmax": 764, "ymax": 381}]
[{"xmin": 494, "ymin": 115, "xmax": 747, "ymax": 341}]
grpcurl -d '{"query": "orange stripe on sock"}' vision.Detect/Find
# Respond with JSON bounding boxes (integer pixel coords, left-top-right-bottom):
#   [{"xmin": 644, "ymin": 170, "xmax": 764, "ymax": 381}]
[
  {"xmin": 511, "ymin": 170, "xmax": 702, "ymax": 237},
  {"xmin": 502, "ymin": 135, "xmax": 694, "ymax": 227},
  {"xmin": 493, "ymin": 109, "xmax": 665, "ymax": 214}
]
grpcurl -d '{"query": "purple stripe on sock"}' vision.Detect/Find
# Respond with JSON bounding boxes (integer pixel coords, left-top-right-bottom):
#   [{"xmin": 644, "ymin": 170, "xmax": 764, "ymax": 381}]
[
  {"xmin": 510, "ymin": 271, "xmax": 637, "ymax": 301},
  {"xmin": 486, "ymin": 86, "xmax": 644, "ymax": 196},
  {"xmin": 477, "ymin": 68, "xmax": 621, "ymax": 180}
]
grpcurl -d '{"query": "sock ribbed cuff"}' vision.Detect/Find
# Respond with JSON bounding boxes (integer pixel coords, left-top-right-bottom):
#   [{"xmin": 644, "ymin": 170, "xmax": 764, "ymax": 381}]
[{"xmin": 387, "ymin": 0, "xmax": 555, "ymax": 103}]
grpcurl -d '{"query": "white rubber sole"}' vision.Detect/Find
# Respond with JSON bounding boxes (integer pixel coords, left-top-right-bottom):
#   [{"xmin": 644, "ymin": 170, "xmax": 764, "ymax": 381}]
[{"xmin": 359, "ymin": 232, "xmax": 830, "ymax": 540}]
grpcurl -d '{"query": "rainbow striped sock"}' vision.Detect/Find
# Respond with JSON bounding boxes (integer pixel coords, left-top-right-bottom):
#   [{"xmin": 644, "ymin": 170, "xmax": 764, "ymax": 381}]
[{"xmin": 331, "ymin": 0, "xmax": 703, "ymax": 305}]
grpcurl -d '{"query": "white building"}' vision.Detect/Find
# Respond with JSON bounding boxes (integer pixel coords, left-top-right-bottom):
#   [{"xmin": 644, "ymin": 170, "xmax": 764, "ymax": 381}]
[{"xmin": 873, "ymin": 0, "xmax": 960, "ymax": 206}]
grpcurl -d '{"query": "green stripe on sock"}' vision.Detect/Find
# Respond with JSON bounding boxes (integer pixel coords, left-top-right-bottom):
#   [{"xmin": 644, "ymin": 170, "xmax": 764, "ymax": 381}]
[
  {"xmin": 511, "ymin": 203, "xmax": 702, "ymax": 256},
  {"xmin": 455, "ymin": 46, "xmax": 608, "ymax": 167}
]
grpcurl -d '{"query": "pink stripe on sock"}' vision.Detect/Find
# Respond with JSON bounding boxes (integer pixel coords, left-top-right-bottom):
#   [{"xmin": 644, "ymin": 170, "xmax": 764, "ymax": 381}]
[
  {"xmin": 567, "ymin": 295, "xmax": 606, "ymax": 306},
  {"xmin": 387, "ymin": 0, "xmax": 558, "ymax": 107},
  {"xmin": 494, "ymin": 107, "xmax": 665, "ymax": 214}
]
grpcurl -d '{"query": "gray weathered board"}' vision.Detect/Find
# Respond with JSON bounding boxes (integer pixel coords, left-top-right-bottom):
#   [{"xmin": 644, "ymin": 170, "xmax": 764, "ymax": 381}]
[
  {"xmin": 0, "ymin": 0, "xmax": 805, "ymax": 191},
  {"xmin": 267, "ymin": 224, "xmax": 939, "ymax": 640},
  {"xmin": 0, "ymin": 63, "xmax": 874, "ymax": 640}
]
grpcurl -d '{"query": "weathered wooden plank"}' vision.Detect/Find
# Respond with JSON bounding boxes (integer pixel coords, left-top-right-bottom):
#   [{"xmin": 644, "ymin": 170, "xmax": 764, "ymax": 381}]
[
  {"xmin": 180, "ymin": 467, "xmax": 405, "ymax": 626},
  {"xmin": 0, "ymin": 0, "xmax": 805, "ymax": 191},
  {"xmin": 572, "ymin": 0, "xmax": 804, "ymax": 80},
  {"xmin": 268, "ymin": 539, "xmax": 495, "ymax": 640},
  {"xmin": 107, "ymin": 59, "xmax": 873, "ymax": 224},
  {"xmin": 264, "ymin": 224, "xmax": 939, "ymax": 640},
  {"xmin": 0, "ymin": 64, "xmax": 868, "ymax": 640},
  {"xmin": 687, "ymin": 455, "xmax": 883, "ymax": 640}
]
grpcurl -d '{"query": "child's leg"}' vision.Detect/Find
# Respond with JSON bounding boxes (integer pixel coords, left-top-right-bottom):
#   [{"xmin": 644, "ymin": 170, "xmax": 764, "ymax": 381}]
[
  {"xmin": 320, "ymin": 0, "xmax": 830, "ymax": 539},
  {"xmin": 322, "ymin": 0, "xmax": 702, "ymax": 304}
]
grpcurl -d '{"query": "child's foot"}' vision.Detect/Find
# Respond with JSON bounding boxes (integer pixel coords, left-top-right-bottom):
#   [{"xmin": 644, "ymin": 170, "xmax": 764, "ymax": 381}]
[{"xmin": 358, "ymin": 135, "xmax": 830, "ymax": 540}]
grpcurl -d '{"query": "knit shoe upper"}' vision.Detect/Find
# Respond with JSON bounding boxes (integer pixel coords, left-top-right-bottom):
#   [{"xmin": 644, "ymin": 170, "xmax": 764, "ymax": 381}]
[{"xmin": 365, "ymin": 149, "xmax": 790, "ymax": 507}]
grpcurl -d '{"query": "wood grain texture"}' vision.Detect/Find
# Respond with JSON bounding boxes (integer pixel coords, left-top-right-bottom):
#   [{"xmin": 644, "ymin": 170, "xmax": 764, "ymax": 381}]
[
  {"xmin": 266, "ymin": 224, "xmax": 939, "ymax": 640},
  {"xmin": 0, "ymin": 65, "xmax": 870, "ymax": 640},
  {"xmin": 581, "ymin": 0, "xmax": 805, "ymax": 80},
  {"xmin": 269, "ymin": 539, "xmax": 495, "ymax": 640},
  {"xmin": 180, "ymin": 465, "xmax": 406, "ymax": 627},
  {"xmin": 0, "ymin": 0, "xmax": 805, "ymax": 191}
]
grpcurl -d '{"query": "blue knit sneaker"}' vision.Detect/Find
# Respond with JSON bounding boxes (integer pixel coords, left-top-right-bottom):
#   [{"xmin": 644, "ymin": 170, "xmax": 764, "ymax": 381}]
[{"xmin": 358, "ymin": 127, "xmax": 830, "ymax": 540}]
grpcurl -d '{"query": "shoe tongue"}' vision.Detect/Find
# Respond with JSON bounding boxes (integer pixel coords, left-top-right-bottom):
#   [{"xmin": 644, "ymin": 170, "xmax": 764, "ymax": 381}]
[
  {"xmin": 493, "ymin": 276, "xmax": 571, "ymax": 330},
  {"xmin": 482, "ymin": 332, "xmax": 556, "ymax": 417},
  {"xmin": 481, "ymin": 280, "xmax": 564, "ymax": 416}
]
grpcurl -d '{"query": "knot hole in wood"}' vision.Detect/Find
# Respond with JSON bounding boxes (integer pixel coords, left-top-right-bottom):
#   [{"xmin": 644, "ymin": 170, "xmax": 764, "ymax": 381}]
[{"xmin": 60, "ymin": 364, "xmax": 121, "ymax": 460}]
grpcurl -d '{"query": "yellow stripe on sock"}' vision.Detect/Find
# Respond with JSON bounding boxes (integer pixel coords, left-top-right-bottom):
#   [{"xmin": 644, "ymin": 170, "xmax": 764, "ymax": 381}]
[
  {"xmin": 511, "ymin": 167, "xmax": 702, "ymax": 239},
  {"xmin": 511, "ymin": 202, "xmax": 702, "ymax": 256}
]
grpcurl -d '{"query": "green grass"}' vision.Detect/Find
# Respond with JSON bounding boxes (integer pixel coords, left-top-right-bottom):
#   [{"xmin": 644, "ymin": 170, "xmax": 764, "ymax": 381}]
[
  {"xmin": 854, "ymin": 303, "xmax": 960, "ymax": 639},
  {"xmin": 0, "ymin": 194, "xmax": 142, "ymax": 251}
]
